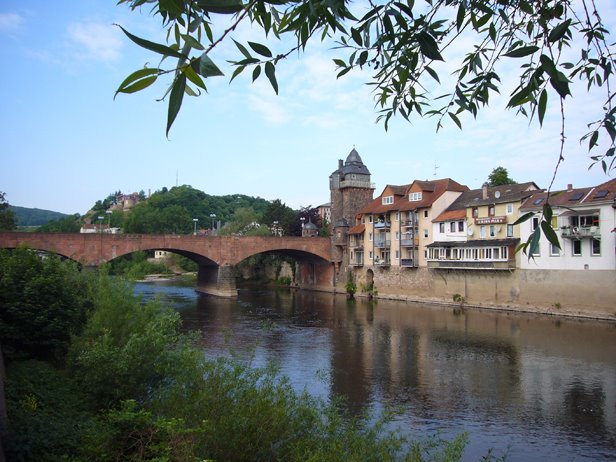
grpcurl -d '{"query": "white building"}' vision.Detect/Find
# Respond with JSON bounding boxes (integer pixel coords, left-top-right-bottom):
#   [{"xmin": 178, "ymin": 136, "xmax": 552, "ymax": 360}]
[{"xmin": 519, "ymin": 178, "xmax": 616, "ymax": 271}]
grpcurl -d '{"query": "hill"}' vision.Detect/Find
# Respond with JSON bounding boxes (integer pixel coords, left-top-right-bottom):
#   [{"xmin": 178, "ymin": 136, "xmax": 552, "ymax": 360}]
[{"xmin": 10, "ymin": 206, "xmax": 70, "ymax": 227}]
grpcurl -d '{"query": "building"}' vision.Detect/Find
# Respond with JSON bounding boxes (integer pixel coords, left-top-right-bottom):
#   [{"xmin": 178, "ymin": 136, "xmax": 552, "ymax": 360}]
[
  {"xmin": 316, "ymin": 203, "xmax": 331, "ymax": 224},
  {"xmin": 427, "ymin": 182, "xmax": 540, "ymax": 270},
  {"xmin": 518, "ymin": 178, "xmax": 616, "ymax": 270},
  {"xmin": 329, "ymin": 148, "xmax": 375, "ymax": 275},
  {"xmin": 348, "ymin": 178, "xmax": 469, "ymax": 269}
]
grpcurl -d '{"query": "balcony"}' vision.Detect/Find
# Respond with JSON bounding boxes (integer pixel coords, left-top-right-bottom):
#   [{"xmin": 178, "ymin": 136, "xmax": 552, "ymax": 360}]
[
  {"xmin": 427, "ymin": 259, "xmax": 515, "ymax": 270},
  {"xmin": 374, "ymin": 221, "xmax": 391, "ymax": 229},
  {"xmin": 351, "ymin": 243, "xmax": 364, "ymax": 250},
  {"xmin": 350, "ymin": 258, "xmax": 364, "ymax": 267},
  {"xmin": 400, "ymin": 237, "xmax": 418, "ymax": 247},
  {"xmin": 374, "ymin": 257, "xmax": 390, "ymax": 267},
  {"xmin": 401, "ymin": 259, "xmax": 416, "ymax": 267},
  {"xmin": 374, "ymin": 240, "xmax": 391, "ymax": 248},
  {"xmin": 560, "ymin": 226, "xmax": 601, "ymax": 239}
]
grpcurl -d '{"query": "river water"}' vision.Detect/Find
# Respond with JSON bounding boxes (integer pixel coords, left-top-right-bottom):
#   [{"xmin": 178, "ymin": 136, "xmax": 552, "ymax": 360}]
[{"xmin": 134, "ymin": 281, "xmax": 616, "ymax": 461}]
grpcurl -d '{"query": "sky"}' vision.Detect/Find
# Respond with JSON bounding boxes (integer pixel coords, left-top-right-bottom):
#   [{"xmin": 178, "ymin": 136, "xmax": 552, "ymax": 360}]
[{"xmin": 1, "ymin": 0, "xmax": 615, "ymax": 215}]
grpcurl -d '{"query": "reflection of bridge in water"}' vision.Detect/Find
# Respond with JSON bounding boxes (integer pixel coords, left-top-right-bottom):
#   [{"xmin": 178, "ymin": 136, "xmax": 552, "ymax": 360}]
[{"xmin": 0, "ymin": 232, "xmax": 334, "ymax": 297}]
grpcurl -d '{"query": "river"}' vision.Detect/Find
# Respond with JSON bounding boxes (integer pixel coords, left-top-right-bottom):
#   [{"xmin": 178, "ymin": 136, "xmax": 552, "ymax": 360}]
[{"xmin": 134, "ymin": 281, "xmax": 616, "ymax": 461}]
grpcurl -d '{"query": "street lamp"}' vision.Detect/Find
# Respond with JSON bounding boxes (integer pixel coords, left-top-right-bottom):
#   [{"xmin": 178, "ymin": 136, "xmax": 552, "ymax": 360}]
[
  {"xmin": 210, "ymin": 214, "xmax": 216, "ymax": 234},
  {"xmin": 192, "ymin": 218, "xmax": 198, "ymax": 235},
  {"xmin": 98, "ymin": 216, "xmax": 104, "ymax": 234}
]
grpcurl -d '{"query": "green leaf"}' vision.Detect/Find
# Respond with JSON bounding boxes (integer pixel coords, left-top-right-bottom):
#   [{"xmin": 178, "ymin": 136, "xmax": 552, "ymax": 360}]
[
  {"xmin": 248, "ymin": 41, "xmax": 272, "ymax": 58},
  {"xmin": 115, "ymin": 24, "xmax": 185, "ymax": 59},
  {"xmin": 196, "ymin": 0, "xmax": 244, "ymax": 14},
  {"xmin": 116, "ymin": 75, "xmax": 157, "ymax": 96},
  {"xmin": 503, "ymin": 46, "xmax": 539, "ymax": 58},
  {"xmin": 540, "ymin": 220, "xmax": 560, "ymax": 249},
  {"xmin": 351, "ymin": 28, "xmax": 362, "ymax": 46},
  {"xmin": 252, "ymin": 65, "xmax": 261, "ymax": 82},
  {"xmin": 549, "ymin": 72, "xmax": 570, "ymax": 98},
  {"xmin": 196, "ymin": 53, "xmax": 224, "ymax": 77},
  {"xmin": 448, "ymin": 112, "xmax": 462, "ymax": 129},
  {"xmin": 417, "ymin": 31, "xmax": 443, "ymax": 61},
  {"xmin": 183, "ymin": 65, "xmax": 206, "ymax": 90},
  {"xmin": 229, "ymin": 65, "xmax": 246, "ymax": 83},
  {"xmin": 181, "ymin": 33, "xmax": 205, "ymax": 51},
  {"xmin": 548, "ymin": 19, "xmax": 572, "ymax": 43},
  {"xmin": 233, "ymin": 39, "xmax": 252, "ymax": 59},
  {"xmin": 167, "ymin": 74, "xmax": 186, "ymax": 137},
  {"xmin": 538, "ymin": 89, "xmax": 547, "ymax": 126},
  {"xmin": 425, "ymin": 65, "xmax": 440, "ymax": 83},
  {"xmin": 456, "ymin": 3, "xmax": 465, "ymax": 31},
  {"xmin": 264, "ymin": 61, "xmax": 278, "ymax": 94},
  {"xmin": 528, "ymin": 227, "xmax": 541, "ymax": 258},
  {"xmin": 114, "ymin": 68, "xmax": 160, "ymax": 99},
  {"xmin": 513, "ymin": 212, "xmax": 534, "ymax": 226}
]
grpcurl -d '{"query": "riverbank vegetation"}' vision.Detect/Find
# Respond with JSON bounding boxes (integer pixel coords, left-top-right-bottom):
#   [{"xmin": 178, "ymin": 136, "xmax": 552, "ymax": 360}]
[{"xmin": 1, "ymin": 248, "xmax": 469, "ymax": 461}]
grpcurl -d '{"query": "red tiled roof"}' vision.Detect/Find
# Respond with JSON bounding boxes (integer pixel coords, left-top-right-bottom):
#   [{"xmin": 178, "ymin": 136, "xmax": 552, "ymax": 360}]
[
  {"xmin": 348, "ymin": 224, "xmax": 365, "ymax": 234},
  {"xmin": 433, "ymin": 209, "xmax": 466, "ymax": 222}
]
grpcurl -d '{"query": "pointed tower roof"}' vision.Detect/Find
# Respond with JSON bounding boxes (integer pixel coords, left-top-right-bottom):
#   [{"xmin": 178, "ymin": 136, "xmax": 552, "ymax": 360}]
[{"xmin": 341, "ymin": 148, "xmax": 370, "ymax": 175}]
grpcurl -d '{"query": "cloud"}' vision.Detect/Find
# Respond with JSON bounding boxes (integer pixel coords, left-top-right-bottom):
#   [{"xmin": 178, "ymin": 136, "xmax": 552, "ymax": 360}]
[
  {"xmin": 67, "ymin": 22, "xmax": 122, "ymax": 62},
  {"xmin": 0, "ymin": 12, "xmax": 24, "ymax": 32}
]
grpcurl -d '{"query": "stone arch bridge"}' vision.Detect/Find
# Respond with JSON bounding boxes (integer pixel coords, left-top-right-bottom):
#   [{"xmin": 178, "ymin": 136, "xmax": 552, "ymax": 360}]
[{"xmin": 0, "ymin": 233, "xmax": 334, "ymax": 297}]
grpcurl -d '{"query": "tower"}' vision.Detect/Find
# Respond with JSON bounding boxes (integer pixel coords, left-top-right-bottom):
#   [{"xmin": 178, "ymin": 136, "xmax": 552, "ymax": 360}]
[{"xmin": 329, "ymin": 148, "xmax": 374, "ymax": 277}]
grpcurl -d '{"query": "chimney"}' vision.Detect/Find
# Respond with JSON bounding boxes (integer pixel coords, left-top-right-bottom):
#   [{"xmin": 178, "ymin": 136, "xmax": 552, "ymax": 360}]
[
  {"xmin": 567, "ymin": 184, "xmax": 573, "ymax": 191},
  {"xmin": 482, "ymin": 183, "xmax": 488, "ymax": 200},
  {"xmin": 338, "ymin": 159, "xmax": 343, "ymax": 169}
]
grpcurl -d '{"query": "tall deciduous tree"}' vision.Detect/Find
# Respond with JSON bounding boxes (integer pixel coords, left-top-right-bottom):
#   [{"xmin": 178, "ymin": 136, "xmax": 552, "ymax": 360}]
[
  {"xmin": 0, "ymin": 192, "xmax": 16, "ymax": 231},
  {"xmin": 487, "ymin": 167, "xmax": 517, "ymax": 186}
]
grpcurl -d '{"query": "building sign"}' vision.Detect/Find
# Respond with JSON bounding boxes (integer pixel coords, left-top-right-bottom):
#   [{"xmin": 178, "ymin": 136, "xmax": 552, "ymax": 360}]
[{"xmin": 475, "ymin": 216, "xmax": 506, "ymax": 225}]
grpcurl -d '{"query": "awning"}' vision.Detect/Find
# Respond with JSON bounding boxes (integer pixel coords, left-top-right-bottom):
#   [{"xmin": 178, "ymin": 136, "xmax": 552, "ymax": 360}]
[
  {"xmin": 348, "ymin": 224, "xmax": 365, "ymax": 234},
  {"xmin": 426, "ymin": 238, "xmax": 519, "ymax": 248}
]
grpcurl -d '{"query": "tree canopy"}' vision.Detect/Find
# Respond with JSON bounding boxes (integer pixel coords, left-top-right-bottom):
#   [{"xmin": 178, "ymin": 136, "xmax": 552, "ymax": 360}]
[
  {"xmin": 116, "ymin": 0, "xmax": 615, "ymax": 175},
  {"xmin": 487, "ymin": 166, "xmax": 517, "ymax": 186},
  {"xmin": 0, "ymin": 192, "xmax": 16, "ymax": 231}
]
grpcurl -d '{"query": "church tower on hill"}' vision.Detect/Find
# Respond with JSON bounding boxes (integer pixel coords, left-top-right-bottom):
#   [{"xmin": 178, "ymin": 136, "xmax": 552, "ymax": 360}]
[{"xmin": 329, "ymin": 148, "xmax": 374, "ymax": 278}]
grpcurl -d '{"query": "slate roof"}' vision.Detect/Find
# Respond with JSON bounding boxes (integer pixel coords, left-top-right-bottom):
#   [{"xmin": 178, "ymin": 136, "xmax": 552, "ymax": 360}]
[
  {"xmin": 520, "ymin": 178, "xmax": 616, "ymax": 211},
  {"xmin": 433, "ymin": 182, "xmax": 540, "ymax": 222}
]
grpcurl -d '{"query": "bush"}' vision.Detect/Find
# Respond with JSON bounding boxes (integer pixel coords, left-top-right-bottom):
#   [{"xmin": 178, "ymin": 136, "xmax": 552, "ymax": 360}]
[{"xmin": 0, "ymin": 247, "xmax": 93, "ymax": 361}]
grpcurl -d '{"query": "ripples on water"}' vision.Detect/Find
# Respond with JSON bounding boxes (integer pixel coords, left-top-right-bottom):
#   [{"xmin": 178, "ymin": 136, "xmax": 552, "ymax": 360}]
[{"xmin": 134, "ymin": 281, "xmax": 616, "ymax": 461}]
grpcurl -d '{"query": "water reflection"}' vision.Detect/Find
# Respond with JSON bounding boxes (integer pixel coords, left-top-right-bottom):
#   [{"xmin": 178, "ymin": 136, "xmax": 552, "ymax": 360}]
[{"xmin": 135, "ymin": 282, "xmax": 616, "ymax": 461}]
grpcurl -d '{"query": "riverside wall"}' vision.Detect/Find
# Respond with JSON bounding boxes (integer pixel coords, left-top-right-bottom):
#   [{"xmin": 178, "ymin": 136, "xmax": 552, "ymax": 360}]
[{"xmin": 344, "ymin": 267, "xmax": 616, "ymax": 321}]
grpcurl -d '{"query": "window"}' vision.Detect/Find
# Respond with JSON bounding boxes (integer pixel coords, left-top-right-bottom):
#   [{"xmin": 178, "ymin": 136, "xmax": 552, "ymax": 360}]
[
  {"xmin": 488, "ymin": 205, "xmax": 495, "ymax": 216},
  {"xmin": 458, "ymin": 221, "xmax": 464, "ymax": 232},
  {"xmin": 551, "ymin": 216, "xmax": 558, "ymax": 229},
  {"xmin": 369, "ymin": 232, "xmax": 373, "ymax": 241},
  {"xmin": 480, "ymin": 226, "xmax": 486, "ymax": 238},
  {"xmin": 439, "ymin": 223, "xmax": 445, "ymax": 233},
  {"xmin": 423, "ymin": 229, "xmax": 429, "ymax": 238},
  {"xmin": 395, "ymin": 250, "xmax": 400, "ymax": 259},
  {"xmin": 489, "ymin": 225, "xmax": 496, "ymax": 237},
  {"xmin": 572, "ymin": 239, "xmax": 582, "ymax": 256},
  {"xmin": 382, "ymin": 195, "xmax": 393, "ymax": 205},
  {"xmin": 592, "ymin": 238, "xmax": 601, "ymax": 256},
  {"xmin": 409, "ymin": 192, "xmax": 422, "ymax": 201},
  {"xmin": 506, "ymin": 224, "xmax": 514, "ymax": 237},
  {"xmin": 472, "ymin": 207, "xmax": 478, "ymax": 218},
  {"xmin": 531, "ymin": 216, "xmax": 540, "ymax": 231},
  {"xmin": 394, "ymin": 212, "xmax": 399, "ymax": 221},
  {"xmin": 369, "ymin": 215, "xmax": 373, "ymax": 223},
  {"xmin": 395, "ymin": 231, "xmax": 400, "ymax": 240},
  {"xmin": 506, "ymin": 203, "xmax": 513, "ymax": 215},
  {"xmin": 424, "ymin": 210, "xmax": 428, "ymax": 218},
  {"xmin": 369, "ymin": 251, "xmax": 373, "ymax": 259},
  {"xmin": 450, "ymin": 222, "xmax": 456, "ymax": 233},
  {"xmin": 550, "ymin": 243, "xmax": 560, "ymax": 256}
]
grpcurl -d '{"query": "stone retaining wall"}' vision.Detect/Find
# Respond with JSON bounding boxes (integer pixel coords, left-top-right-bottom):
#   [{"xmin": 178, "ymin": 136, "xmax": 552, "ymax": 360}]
[{"xmin": 346, "ymin": 267, "xmax": 616, "ymax": 320}]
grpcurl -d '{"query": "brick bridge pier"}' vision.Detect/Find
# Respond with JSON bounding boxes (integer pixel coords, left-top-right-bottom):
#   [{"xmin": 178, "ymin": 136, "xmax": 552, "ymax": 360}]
[{"xmin": 0, "ymin": 233, "xmax": 334, "ymax": 297}]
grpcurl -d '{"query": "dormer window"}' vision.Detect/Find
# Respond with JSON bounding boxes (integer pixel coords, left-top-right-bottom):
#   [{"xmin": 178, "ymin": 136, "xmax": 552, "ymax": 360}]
[
  {"xmin": 409, "ymin": 192, "xmax": 422, "ymax": 201},
  {"xmin": 382, "ymin": 195, "xmax": 393, "ymax": 205}
]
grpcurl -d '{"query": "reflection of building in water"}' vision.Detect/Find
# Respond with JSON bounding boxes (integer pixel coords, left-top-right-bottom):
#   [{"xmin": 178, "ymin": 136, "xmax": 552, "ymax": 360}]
[{"xmin": 327, "ymin": 301, "xmax": 616, "ymax": 443}]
